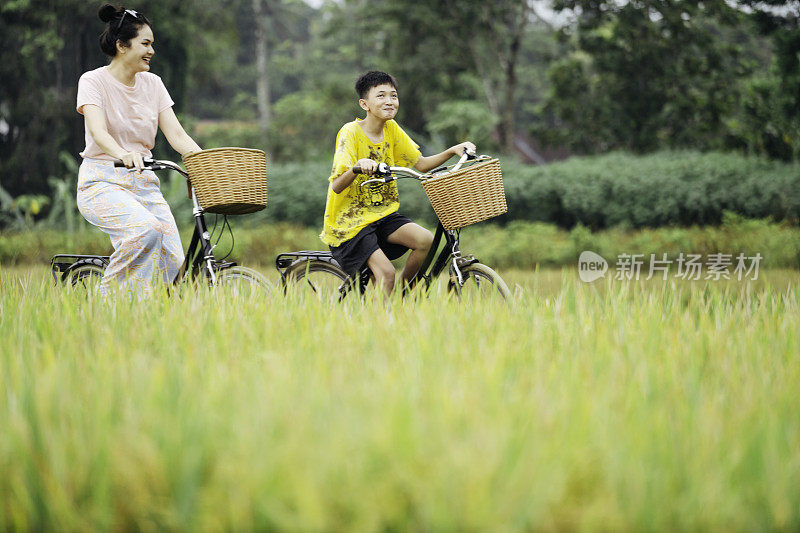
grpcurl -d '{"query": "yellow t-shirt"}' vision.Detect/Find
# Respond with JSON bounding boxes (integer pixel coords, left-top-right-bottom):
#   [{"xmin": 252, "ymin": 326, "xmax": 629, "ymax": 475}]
[{"xmin": 320, "ymin": 119, "xmax": 421, "ymax": 246}]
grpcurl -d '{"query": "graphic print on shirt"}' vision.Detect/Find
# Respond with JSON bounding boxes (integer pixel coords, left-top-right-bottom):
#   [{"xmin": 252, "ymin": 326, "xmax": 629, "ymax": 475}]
[{"xmin": 354, "ymin": 144, "xmax": 398, "ymax": 211}]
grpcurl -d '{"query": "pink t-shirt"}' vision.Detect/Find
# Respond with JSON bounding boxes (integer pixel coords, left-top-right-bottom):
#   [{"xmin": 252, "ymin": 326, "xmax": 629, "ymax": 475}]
[{"xmin": 77, "ymin": 66, "xmax": 174, "ymax": 160}]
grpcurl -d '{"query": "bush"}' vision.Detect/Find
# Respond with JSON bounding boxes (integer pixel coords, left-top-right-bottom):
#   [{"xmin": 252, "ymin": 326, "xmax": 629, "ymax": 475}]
[
  {"xmin": 248, "ymin": 150, "xmax": 800, "ymax": 231},
  {"xmin": 497, "ymin": 151, "xmax": 800, "ymax": 229}
]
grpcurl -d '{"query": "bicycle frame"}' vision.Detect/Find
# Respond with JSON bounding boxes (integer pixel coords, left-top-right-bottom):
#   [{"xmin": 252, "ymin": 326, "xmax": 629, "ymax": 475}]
[
  {"xmin": 175, "ymin": 187, "xmax": 224, "ymax": 285},
  {"xmin": 411, "ymin": 222, "xmax": 479, "ymax": 290},
  {"xmin": 361, "ymin": 151, "xmax": 486, "ymax": 290}
]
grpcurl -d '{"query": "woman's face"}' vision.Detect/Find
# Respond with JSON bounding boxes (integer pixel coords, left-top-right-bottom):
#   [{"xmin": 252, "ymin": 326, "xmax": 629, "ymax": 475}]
[{"xmin": 118, "ymin": 24, "xmax": 154, "ymax": 73}]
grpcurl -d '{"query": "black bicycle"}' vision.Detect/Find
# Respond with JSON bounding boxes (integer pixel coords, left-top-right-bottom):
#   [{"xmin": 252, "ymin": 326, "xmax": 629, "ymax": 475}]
[
  {"xmin": 51, "ymin": 158, "xmax": 270, "ymax": 294},
  {"xmin": 275, "ymin": 151, "xmax": 510, "ymax": 300}
]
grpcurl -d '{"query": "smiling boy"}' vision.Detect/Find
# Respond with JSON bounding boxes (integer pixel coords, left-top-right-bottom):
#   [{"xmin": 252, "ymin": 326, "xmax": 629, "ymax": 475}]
[{"xmin": 320, "ymin": 71, "xmax": 474, "ymax": 295}]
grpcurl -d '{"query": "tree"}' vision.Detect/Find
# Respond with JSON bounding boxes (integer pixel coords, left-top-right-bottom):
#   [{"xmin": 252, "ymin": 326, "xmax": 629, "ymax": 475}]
[
  {"xmin": 542, "ymin": 0, "xmax": 758, "ymax": 153},
  {"xmin": 336, "ymin": 0, "xmax": 549, "ymax": 153},
  {"xmin": 0, "ymin": 0, "xmax": 219, "ymax": 200},
  {"xmin": 444, "ymin": 0, "xmax": 538, "ymax": 153},
  {"xmin": 734, "ymin": 0, "xmax": 800, "ymax": 159},
  {"xmin": 252, "ymin": 0, "xmax": 272, "ymax": 133},
  {"xmin": 372, "ymin": 0, "xmax": 541, "ymax": 152},
  {"xmin": 0, "ymin": 1, "xmax": 96, "ymax": 198}
]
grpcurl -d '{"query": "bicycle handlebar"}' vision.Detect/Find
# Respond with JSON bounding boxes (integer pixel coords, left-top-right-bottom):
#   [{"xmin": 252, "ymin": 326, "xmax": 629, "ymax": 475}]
[
  {"xmin": 451, "ymin": 148, "xmax": 477, "ymax": 172},
  {"xmin": 113, "ymin": 158, "xmax": 189, "ymax": 177},
  {"xmin": 359, "ymin": 149, "xmax": 486, "ymax": 188}
]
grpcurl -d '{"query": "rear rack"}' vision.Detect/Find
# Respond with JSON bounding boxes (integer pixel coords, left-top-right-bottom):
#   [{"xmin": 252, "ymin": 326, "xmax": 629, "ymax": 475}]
[
  {"xmin": 275, "ymin": 251, "xmax": 338, "ymax": 270},
  {"xmin": 50, "ymin": 254, "xmax": 110, "ymax": 282}
]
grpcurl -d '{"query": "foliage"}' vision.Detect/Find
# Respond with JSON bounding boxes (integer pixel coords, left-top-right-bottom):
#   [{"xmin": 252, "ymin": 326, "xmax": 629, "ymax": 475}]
[
  {"xmin": 3, "ymin": 215, "xmax": 798, "ymax": 269},
  {"xmin": 192, "ymin": 121, "xmax": 269, "ymax": 153},
  {"xmin": 0, "ymin": 183, "xmax": 26, "ymax": 229},
  {"xmin": 732, "ymin": 0, "xmax": 800, "ymax": 160},
  {"xmin": 1, "ymin": 268, "xmax": 799, "ymax": 530},
  {"xmin": 729, "ymin": 74, "xmax": 800, "ymax": 160},
  {"xmin": 0, "ymin": 0, "xmax": 89, "ymax": 198},
  {"xmin": 0, "ymin": 0, "xmax": 224, "ymax": 198},
  {"xmin": 266, "ymin": 85, "xmax": 361, "ymax": 162},
  {"xmin": 541, "ymin": 0, "xmax": 758, "ymax": 153},
  {"xmin": 6, "ymin": 149, "xmax": 798, "ymax": 238},
  {"xmin": 2, "ymin": 0, "xmax": 799, "ymax": 224},
  {"xmin": 244, "ymin": 150, "xmax": 800, "ymax": 231},
  {"xmin": 426, "ymin": 100, "xmax": 499, "ymax": 152},
  {"xmin": 497, "ymin": 150, "xmax": 800, "ymax": 229},
  {"xmin": 541, "ymin": 0, "xmax": 800, "ymax": 160}
]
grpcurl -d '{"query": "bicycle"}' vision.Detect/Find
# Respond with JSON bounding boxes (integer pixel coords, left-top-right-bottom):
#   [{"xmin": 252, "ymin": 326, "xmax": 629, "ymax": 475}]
[
  {"xmin": 51, "ymin": 156, "xmax": 270, "ymax": 294},
  {"xmin": 275, "ymin": 150, "xmax": 510, "ymax": 301}
]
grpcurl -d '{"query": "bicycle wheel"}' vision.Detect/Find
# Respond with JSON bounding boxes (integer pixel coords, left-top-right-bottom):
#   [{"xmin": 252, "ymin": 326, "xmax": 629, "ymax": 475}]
[
  {"xmin": 214, "ymin": 266, "xmax": 271, "ymax": 296},
  {"xmin": 66, "ymin": 262, "xmax": 105, "ymax": 293},
  {"xmin": 283, "ymin": 259, "xmax": 350, "ymax": 300},
  {"xmin": 449, "ymin": 262, "xmax": 510, "ymax": 301}
]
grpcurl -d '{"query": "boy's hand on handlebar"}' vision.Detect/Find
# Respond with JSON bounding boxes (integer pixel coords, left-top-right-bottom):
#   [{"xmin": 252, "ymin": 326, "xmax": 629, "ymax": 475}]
[
  {"xmin": 353, "ymin": 159, "xmax": 378, "ymax": 175},
  {"xmin": 451, "ymin": 142, "xmax": 476, "ymax": 158}
]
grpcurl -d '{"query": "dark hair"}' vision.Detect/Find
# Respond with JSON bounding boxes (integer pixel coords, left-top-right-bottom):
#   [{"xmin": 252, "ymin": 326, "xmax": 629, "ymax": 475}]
[
  {"xmin": 355, "ymin": 71, "xmax": 398, "ymax": 99},
  {"xmin": 98, "ymin": 4, "xmax": 151, "ymax": 57}
]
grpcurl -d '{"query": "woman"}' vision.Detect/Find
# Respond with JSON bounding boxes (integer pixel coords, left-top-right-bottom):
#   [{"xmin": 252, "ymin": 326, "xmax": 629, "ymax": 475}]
[{"xmin": 77, "ymin": 4, "xmax": 201, "ymax": 296}]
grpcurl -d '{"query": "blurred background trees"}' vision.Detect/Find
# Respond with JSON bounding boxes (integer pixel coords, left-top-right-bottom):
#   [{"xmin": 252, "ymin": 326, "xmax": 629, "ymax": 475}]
[{"xmin": 1, "ymin": 0, "xmax": 798, "ymax": 227}]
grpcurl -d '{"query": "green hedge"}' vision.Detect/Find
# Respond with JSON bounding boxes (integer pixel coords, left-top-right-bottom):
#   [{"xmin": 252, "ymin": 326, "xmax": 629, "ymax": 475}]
[
  {"xmin": 500, "ymin": 151, "xmax": 800, "ymax": 229},
  {"xmin": 247, "ymin": 151, "xmax": 800, "ymax": 230}
]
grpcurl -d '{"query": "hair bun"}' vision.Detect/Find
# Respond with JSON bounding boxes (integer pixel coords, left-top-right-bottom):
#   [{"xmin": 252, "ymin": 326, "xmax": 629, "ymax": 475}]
[{"xmin": 98, "ymin": 4, "xmax": 121, "ymax": 23}]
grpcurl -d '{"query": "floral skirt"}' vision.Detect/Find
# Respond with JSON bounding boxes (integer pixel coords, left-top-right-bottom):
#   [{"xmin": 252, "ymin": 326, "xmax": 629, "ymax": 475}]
[{"xmin": 77, "ymin": 158, "xmax": 184, "ymax": 297}]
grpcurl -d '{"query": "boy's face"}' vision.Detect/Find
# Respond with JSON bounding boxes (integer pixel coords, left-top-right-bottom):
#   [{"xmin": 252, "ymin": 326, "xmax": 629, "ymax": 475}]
[{"xmin": 359, "ymin": 83, "xmax": 398, "ymax": 120}]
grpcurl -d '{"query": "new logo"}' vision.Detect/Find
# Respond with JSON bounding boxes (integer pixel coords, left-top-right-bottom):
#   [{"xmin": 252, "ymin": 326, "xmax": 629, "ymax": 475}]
[{"xmin": 578, "ymin": 251, "xmax": 608, "ymax": 282}]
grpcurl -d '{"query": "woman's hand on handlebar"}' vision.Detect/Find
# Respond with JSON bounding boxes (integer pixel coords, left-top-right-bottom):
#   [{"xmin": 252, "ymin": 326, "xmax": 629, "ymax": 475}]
[{"xmin": 118, "ymin": 151, "xmax": 145, "ymax": 170}]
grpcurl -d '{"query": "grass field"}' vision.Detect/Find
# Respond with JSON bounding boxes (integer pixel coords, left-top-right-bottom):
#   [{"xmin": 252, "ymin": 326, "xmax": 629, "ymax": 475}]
[{"xmin": 1, "ymin": 265, "xmax": 799, "ymax": 531}]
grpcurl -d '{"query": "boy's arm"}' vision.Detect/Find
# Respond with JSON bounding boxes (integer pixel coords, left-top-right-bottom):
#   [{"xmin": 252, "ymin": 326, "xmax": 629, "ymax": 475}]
[
  {"xmin": 329, "ymin": 125, "xmax": 381, "ymax": 194},
  {"xmin": 414, "ymin": 141, "xmax": 476, "ymax": 173}
]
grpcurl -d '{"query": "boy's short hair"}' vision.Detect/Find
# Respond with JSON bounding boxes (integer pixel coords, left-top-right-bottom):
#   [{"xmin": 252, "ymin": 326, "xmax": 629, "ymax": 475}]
[{"xmin": 355, "ymin": 71, "xmax": 398, "ymax": 99}]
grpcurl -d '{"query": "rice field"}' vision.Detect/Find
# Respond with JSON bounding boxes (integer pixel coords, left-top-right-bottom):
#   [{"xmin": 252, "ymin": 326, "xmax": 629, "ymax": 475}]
[{"xmin": 1, "ymin": 265, "xmax": 799, "ymax": 531}]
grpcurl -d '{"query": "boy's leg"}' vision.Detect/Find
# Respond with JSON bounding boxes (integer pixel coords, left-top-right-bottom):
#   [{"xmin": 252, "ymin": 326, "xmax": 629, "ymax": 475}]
[
  {"xmin": 330, "ymin": 224, "xmax": 396, "ymax": 296},
  {"xmin": 386, "ymin": 223, "xmax": 434, "ymax": 288},
  {"xmin": 366, "ymin": 248, "xmax": 396, "ymax": 296}
]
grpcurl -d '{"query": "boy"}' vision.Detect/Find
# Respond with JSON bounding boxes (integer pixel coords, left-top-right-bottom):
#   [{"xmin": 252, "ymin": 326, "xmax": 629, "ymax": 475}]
[{"xmin": 320, "ymin": 71, "xmax": 475, "ymax": 295}]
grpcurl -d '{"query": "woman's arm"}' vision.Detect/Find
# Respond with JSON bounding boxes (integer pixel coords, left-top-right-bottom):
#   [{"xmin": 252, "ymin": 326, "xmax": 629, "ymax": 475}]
[
  {"xmin": 414, "ymin": 141, "xmax": 476, "ymax": 173},
  {"xmin": 158, "ymin": 107, "xmax": 201, "ymax": 156},
  {"xmin": 83, "ymin": 104, "xmax": 145, "ymax": 169}
]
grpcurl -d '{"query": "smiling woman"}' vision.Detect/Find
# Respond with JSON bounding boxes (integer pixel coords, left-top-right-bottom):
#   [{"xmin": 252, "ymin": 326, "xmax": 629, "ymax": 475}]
[{"xmin": 74, "ymin": 4, "xmax": 202, "ymax": 297}]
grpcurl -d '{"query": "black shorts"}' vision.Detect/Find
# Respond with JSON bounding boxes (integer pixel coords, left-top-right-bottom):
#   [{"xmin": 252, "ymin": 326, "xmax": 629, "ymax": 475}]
[{"xmin": 329, "ymin": 212, "xmax": 413, "ymax": 276}]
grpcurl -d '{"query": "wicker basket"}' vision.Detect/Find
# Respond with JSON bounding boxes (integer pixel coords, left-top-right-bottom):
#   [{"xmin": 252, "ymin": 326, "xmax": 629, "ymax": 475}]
[
  {"xmin": 182, "ymin": 147, "xmax": 267, "ymax": 215},
  {"xmin": 421, "ymin": 158, "xmax": 507, "ymax": 230}
]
